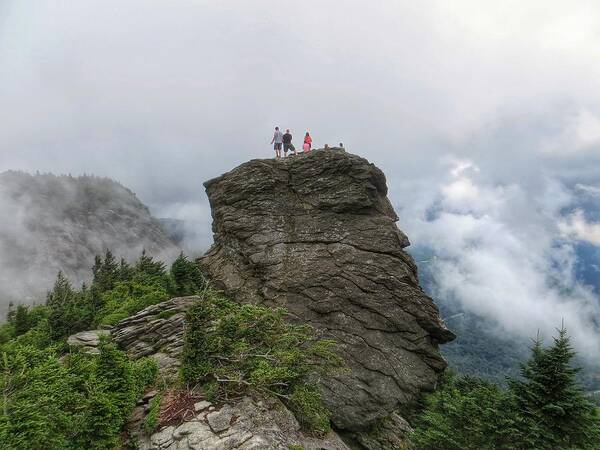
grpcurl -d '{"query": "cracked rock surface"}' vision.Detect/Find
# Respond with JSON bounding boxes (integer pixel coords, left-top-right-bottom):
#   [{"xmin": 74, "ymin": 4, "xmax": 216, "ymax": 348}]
[
  {"xmin": 199, "ymin": 150, "xmax": 455, "ymax": 432},
  {"xmin": 66, "ymin": 329, "xmax": 110, "ymax": 354},
  {"xmin": 111, "ymin": 296, "xmax": 199, "ymax": 377},
  {"xmin": 139, "ymin": 396, "xmax": 349, "ymax": 450}
]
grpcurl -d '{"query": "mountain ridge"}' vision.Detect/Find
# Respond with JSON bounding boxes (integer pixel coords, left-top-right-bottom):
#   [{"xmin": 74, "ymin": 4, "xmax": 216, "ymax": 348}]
[{"xmin": 0, "ymin": 170, "xmax": 180, "ymax": 315}]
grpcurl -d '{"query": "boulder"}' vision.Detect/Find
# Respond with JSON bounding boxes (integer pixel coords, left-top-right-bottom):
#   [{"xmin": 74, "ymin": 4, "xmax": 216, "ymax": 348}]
[
  {"xmin": 111, "ymin": 296, "xmax": 199, "ymax": 377},
  {"xmin": 199, "ymin": 150, "xmax": 455, "ymax": 432},
  {"xmin": 66, "ymin": 329, "xmax": 111, "ymax": 354}
]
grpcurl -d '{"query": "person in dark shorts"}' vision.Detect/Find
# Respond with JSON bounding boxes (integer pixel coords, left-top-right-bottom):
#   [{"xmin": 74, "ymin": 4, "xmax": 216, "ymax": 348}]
[
  {"xmin": 283, "ymin": 129, "xmax": 296, "ymax": 156},
  {"xmin": 271, "ymin": 127, "xmax": 283, "ymax": 158}
]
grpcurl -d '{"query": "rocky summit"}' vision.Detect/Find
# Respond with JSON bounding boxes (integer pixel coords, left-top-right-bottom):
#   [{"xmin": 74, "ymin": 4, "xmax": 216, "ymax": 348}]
[{"xmin": 199, "ymin": 150, "xmax": 455, "ymax": 435}]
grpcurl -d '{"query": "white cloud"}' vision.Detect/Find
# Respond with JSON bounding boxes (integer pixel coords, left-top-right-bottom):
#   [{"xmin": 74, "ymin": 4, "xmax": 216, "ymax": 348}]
[
  {"xmin": 560, "ymin": 210, "xmax": 600, "ymax": 245},
  {"xmin": 541, "ymin": 109, "xmax": 600, "ymax": 155},
  {"xmin": 402, "ymin": 159, "xmax": 600, "ymax": 359},
  {"xmin": 576, "ymin": 183, "xmax": 600, "ymax": 197}
]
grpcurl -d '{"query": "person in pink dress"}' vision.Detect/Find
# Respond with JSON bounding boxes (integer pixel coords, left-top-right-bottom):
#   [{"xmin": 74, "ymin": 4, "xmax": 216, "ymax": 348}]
[{"xmin": 303, "ymin": 132, "xmax": 312, "ymax": 153}]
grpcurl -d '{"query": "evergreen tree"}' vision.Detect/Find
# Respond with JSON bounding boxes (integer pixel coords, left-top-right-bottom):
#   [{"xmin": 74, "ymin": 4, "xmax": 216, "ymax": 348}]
[
  {"xmin": 92, "ymin": 250, "xmax": 119, "ymax": 293},
  {"xmin": 46, "ymin": 271, "xmax": 75, "ymax": 310},
  {"xmin": 6, "ymin": 302, "xmax": 15, "ymax": 323},
  {"xmin": 12, "ymin": 305, "xmax": 31, "ymax": 337},
  {"xmin": 509, "ymin": 328, "xmax": 600, "ymax": 449},
  {"xmin": 411, "ymin": 373, "xmax": 518, "ymax": 450},
  {"xmin": 46, "ymin": 272, "xmax": 91, "ymax": 339},
  {"xmin": 135, "ymin": 250, "xmax": 167, "ymax": 279},
  {"xmin": 117, "ymin": 258, "xmax": 133, "ymax": 282},
  {"xmin": 91, "ymin": 255, "xmax": 103, "ymax": 282},
  {"xmin": 90, "ymin": 250, "xmax": 120, "ymax": 313},
  {"xmin": 170, "ymin": 252, "xmax": 206, "ymax": 297}
]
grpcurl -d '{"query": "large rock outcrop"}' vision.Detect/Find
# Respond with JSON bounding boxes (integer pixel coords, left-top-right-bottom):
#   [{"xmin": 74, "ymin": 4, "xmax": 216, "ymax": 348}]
[{"xmin": 200, "ymin": 150, "xmax": 455, "ymax": 432}]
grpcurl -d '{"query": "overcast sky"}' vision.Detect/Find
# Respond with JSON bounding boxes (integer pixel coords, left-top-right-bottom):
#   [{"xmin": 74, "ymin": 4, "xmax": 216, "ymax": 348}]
[{"xmin": 1, "ymin": 1, "xmax": 599, "ymax": 356}]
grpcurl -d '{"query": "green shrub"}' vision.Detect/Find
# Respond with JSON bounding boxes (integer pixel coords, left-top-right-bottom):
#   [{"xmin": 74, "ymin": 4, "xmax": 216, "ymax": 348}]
[
  {"xmin": 0, "ymin": 341, "xmax": 158, "ymax": 449},
  {"xmin": 411, "ymin": 374, "xmax": 517, "ymax": 450},
  {"xmin": 95, "ymin": 280, "xmax": 169, "ymax": 326},
  {"xmin": 143, "ymin": 394, "xmax": 162, "ymax": 433},
  {"xmin": 155, "ymin": 310, "xmax": 177, "ymax": 321},
  {"xmin": 181, "ymin": 290, "xmax": 341, "ymax": 433},
  {"xmin": 289, "ymin": 384, "xmax": 331, "ymax": 434}
]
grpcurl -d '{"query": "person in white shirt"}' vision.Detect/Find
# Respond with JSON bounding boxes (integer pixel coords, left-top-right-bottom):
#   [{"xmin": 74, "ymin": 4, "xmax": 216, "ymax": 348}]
[{"xmin": 271, "ymin": 127, "xmax": 284, "ymax": 158}]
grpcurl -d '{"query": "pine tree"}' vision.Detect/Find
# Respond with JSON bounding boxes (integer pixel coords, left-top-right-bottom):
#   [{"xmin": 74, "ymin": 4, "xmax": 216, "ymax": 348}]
[
  {"xmin": 117, "ymin": 258, "xmax": 133, "ymax": 282},
  {"xmin": 46, "ymin": 272, "xmax": 91, "ymax": 339},
  {"xmin": 510, "ymin": 328, "xmax": 600, "ymax": 449},
  {"xmin": 93, "ymin": 250, "xmax": 118, "ymax": 292},
  {"xmin": 92, "ymin": 255, "xmax": 103, "ymax": 282},
  {"xmin": 46, "ymin": 271, "xmax": 75, "ymax": 309},
  {"xmin": 170, "ymin": 252, "xmax": 206, "ymax": 297},
  {"xmin": 135, "ymin": 250, "xmax": 166, "ymax": 279},
  {"xmin": 12, "ymin": 305, "xmax": 31, "ymax": 336}
]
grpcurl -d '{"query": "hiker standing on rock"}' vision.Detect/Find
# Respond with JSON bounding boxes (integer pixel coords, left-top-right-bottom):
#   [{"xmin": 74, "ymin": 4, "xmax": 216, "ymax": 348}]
[
  {"xmin": 303, "ymin": 132, "xmax": 312, "ymax": 153},
  {"xmin": 271, "ymin": 126, "xmax": 283, "ymax": 158},
  {"xmin": 283, "ymin": 129, "xmax": 296, "ymax": 156}
]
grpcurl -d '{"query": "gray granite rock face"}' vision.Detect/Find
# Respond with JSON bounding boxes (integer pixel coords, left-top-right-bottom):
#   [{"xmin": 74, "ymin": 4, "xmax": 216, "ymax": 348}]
[
  {"xmin": 139, "ymin": 396, "xmax": 350, "ymax": 450},
  {"xmin": 199, "ymin": 150, "xmax": 455, "ymax": 431},
  {"xmin": 67, "ymin": 329, "xmax": 110, "ymax": 346},
  {"xmin": 111, "ymin": 296, "xmax": 199, "ymax": 377},
  {"xmin": 66, "ymin": 329, "xmax": 111, "ymax": 354}
]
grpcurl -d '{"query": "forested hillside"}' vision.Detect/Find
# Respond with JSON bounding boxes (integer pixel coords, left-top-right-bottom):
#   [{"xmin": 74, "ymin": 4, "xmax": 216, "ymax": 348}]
[{"xmin": 0, "ymin": 171, "xmax": 179, "ymax": 316}]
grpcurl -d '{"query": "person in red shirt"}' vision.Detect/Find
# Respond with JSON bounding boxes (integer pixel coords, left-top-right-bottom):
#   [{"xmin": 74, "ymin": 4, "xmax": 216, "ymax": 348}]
[{"xmin": 303, "ymin": 132, "xmax": 312, "ymax": 153}]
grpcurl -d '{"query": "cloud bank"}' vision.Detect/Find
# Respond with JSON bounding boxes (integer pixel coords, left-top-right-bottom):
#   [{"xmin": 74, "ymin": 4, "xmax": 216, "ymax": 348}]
[
  {"xmin": 401, "ymin": 159, "xmax": 600, "ymax": 359},
  {"xmin": 0, "ymin": 1, "xmax": 599, "ymax": 355}
]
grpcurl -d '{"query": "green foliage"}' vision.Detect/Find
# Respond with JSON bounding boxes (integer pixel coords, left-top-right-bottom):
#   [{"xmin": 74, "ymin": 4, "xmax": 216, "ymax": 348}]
[
  {"xmin": 0, "ymin": 341, "xmax": 157, "ymax": 450},
  {"xmin": 39, "ymin": 250, "xmax": 204, "ymax": 330},
  {"xmin": 509, "ymin": 328, "xmax": 600, "ymax": 449},
  {"xmin": 46, "ymin": 272, "xmax": 93, "ymax": 340},
  {"xmin": 411, "ymin": 329, "xmax": 600, "ymax": 450},
  {"xmin": 0, "ymin": 249, "xmax": 209, "ymax": 449},
  {"xmin": 181, "ymin": 291, "xmax": 341, "ymax": 433},
  {"xmin": 94, "ymin": 279, "xmax": 169, "ymax": 326},
  {"xmin": 1, "ymin": 304, "xmax": 48, "ymax": 344},
  {"xmin": 143, "ymin": 394, "xmax": 162, "ymax": 433},
  {"xmin": 411, "ymin": 374, "xmax": 518, "ymax": 450},
  {"xmin": 289, "ymin": 384, "xmax": 331, "ymax": 434},
  {"xmin": 155, "ymin": 310, "xmax": 177, "ymax": 320},
  {"xmin": 170, "ymin": 252, "xmax": 206, "ymax": 297}
]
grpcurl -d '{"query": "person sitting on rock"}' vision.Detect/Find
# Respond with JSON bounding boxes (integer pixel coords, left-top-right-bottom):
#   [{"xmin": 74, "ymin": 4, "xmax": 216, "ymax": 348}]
[
  {"xmin": 282, "ymin": 129, "xmax": 296, "ymax": 156},
  {"xmin": 271, "ymin": 126, "xmax": 283, "ymax": 158},
  {"xmin": 303, "ymin": 132, "xmax": 312, "ymax": 153}
]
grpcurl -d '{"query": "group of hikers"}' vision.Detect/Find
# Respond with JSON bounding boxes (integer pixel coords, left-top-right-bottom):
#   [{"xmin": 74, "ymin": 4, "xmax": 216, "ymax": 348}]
[{"xmin": 270, "ymin": 126, "xmax": 343, "ymax": 158}]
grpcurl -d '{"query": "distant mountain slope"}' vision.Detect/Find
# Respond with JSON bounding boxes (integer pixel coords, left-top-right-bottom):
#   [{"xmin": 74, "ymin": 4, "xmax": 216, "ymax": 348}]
[
  {"xmin": 410, "ymin": 245, "xmax": 600, "ymax": 391},
  {"xmin": 0, "ymin": 171, "xmax": 180, "ymax": 314}
]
